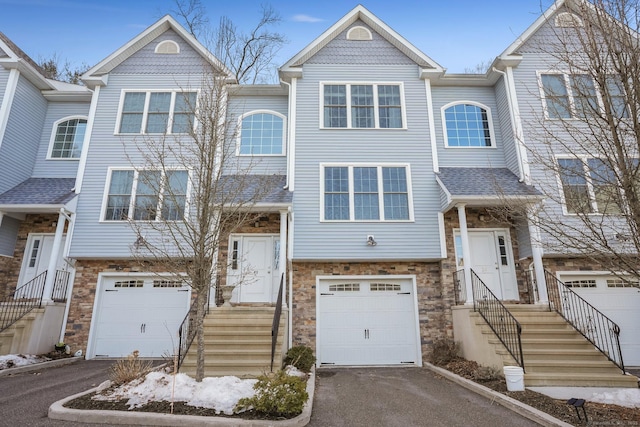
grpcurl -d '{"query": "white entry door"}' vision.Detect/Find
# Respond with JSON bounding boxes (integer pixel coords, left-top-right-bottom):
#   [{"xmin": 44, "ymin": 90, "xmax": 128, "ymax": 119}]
[
  {"xmin": 18, "ymin": 234, "xmax": 66, "ymax": 287},
  {"xmin": 455, "ymin": 230, "xmax": 518, "ymax": 300},
  {"xmin": 228, "ymin": 235, "xmax": 279, "ymax": 303}
]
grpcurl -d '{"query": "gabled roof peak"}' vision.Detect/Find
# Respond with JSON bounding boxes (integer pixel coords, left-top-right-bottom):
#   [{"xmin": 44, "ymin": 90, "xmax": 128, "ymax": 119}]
[
  {"xmin": 82, "ymin": 14, "xmax": 232, "ymax": 88},
  {"xmin": 279, "ymin": 4, "xmax": 444, "ymax": 79}
]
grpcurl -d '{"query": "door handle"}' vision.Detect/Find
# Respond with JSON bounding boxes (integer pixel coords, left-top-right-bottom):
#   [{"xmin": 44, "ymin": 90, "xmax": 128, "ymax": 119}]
[{"xmin": 140, "ymin": 323, "xmax": 146, "ymax": 333}]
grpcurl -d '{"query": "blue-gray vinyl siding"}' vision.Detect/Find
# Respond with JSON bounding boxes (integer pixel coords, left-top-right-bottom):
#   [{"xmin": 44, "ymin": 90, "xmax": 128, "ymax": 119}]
[
  {"xmin": 225, "ymin": 94, "xmax": 288, "ymax": 175},
  {"xmin": 307, "ymin": 20, "xmax": 415, "ymax": 65},
  {"xmin": 0, "ymin": 215, "xmax": 20, "ymax": 257},
  {"xmin": 292, "ymin": 64, "xmax": 442, "ymax": 260},
  {"xmin": 431, "ymin": 86, "xmax": 506, "ymax": 168},
  {"xmin": 31, "ymin": 101, "xmax": 90, "ymax": 178},
  {"xmin": 0, "ymin": 68, "xmax": 9, "ymax": 106},
  {"xmin": 514, "ymin": 219, "xmax": 532, "ymax": 259},
  {"xmin": 494, "ymin": 77, "xmax": 520, "ymax": 177},
  {"xmin": 0, "ymin": 75, "xmax": 47, "ymax": 194},
  {"xmin": 69, "ymin": 73, "xmax": 208, "ymax": 259},
  {"xmin": 111, "ymin": 29, "xmax": 209, "ymax": 75}
]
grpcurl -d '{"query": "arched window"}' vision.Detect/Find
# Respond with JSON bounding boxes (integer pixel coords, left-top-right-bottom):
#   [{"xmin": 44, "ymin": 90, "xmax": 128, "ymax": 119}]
[
  {"xmin": 238, "ymin": 112, "xmax": 285, "ymax": 155},
  {"xmin": 155, "ymin": 40, "xmax": 180, "ymax": 54},
  {"xmin": 48, "ymin": 117, "xmax": 87, "ymax": 159},
  {"xmin": 442, "ymin": 103, "xmax": 493, "ymax": 147}
]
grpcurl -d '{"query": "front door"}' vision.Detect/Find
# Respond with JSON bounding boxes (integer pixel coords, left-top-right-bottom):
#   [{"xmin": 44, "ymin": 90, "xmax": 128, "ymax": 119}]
[
  {"xmin": 227, "ymin": 235, "xmax": 279, "ymax": 303},
  {"xmin": 455, "ymin": 229, "xmax": 518, "ymax": 300},
  {"xmin": 18, "ymin": 234, "xmax": 67, "ymax": 287}
]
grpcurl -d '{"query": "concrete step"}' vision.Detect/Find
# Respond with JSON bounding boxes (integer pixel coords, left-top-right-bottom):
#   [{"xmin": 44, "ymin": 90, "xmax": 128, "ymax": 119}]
[
  {"xmin": 524, "ymin": 372, "xmax": 638, "ymax": 387},
  {"xmin": 523, "ymin": 359, "xmax": 624, "ymax": 374}
]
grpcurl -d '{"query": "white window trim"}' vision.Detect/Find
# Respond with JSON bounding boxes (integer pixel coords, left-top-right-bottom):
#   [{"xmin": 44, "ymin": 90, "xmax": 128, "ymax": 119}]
[
  {"xmin": 155, "ymin": 40, "xmax": 180, "ymax": 54},
  {"xmin": 114, "ymin": 89, "xmax": 199, "ymax": 135},
  {"xmin": 99, "ymin": 166, "xmax": 192, "ymax": 223},
  {"xmin": 46, "ymin": 115, "xmax": 88, "ymax": 160},
  {"xmin": 236, "ymin": 109, "xmax": 287, "ymax": 157},
  {"xmin": 319, "ymin": 82, "xmax": 408, "ymax": 130},
  {"xmin": 537, "ymin": 71, "xmax": 616, "ymax": 121},
  {"xmin": 555, "ymin": 154, "xmax": 613, "ymax": 216},
  {"xmin": 441, "ymin": 101, "xmax": 497, "ymax": 149},
  {"xmin": 319, "ymin": 163, "xmax": 415, "ymax": 222}
]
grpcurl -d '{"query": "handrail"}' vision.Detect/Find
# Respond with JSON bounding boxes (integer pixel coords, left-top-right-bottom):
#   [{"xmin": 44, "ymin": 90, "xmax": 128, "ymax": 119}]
[
  {"xmin": 177, "ymin": 284, "xmax": 211, "ymax": 370},
  {"xmin": 0, "ymin": 271, "xmax": 48, "ymax": 332},
  {"xmin": 544, "ymin": 270, "xmax": 625, "ymax": 373},
  {"xmin": 270, "ymin": 273, "xmax": 284, "ymax": 371},
  {"xmin": 51, "ymin": 270, "xmax": 71, "ymax": 302},
  {"xmin": 469, "ymin": 269, "xmax": 525, "ymax": 371}
]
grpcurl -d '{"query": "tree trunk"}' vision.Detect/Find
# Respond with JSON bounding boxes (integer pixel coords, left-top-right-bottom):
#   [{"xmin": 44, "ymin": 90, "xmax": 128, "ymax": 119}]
[{"xmin": 195, "ymin": 289, "xmax": 207, "ymax": 381}]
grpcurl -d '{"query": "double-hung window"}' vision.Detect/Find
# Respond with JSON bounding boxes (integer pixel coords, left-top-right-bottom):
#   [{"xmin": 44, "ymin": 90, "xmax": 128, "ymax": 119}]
[
  {"xmin": 322, "ymin": 165, "xmax": 412, "ymax": 221},
  {"xmin": 540, "ymin": 73, "xmax": 628, "ymax": 119},
  {"xmin": 118, "ymin": 91, "xmax": 197, "ymax": 134},
  {"xmin": 322, "ymin": 83, "xmax": 404, "ymax": 129},
  {"xmin": 557, "ymin": 157, "xmax": 621, "ymax": 214},
  {"xmin": 104, "ymin": 169, "xmax": 189, "ymax": 221}
]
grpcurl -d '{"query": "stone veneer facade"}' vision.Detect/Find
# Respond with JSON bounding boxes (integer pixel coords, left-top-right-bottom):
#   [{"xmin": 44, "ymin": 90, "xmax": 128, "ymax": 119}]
[{"xmin": 0, "ymin": 213, "xmax": 65, "ymax": 299}]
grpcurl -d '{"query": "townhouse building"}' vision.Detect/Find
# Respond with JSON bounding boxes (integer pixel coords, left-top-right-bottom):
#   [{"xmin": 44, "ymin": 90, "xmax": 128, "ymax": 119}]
[{"xmin": 0, "ymin": 0, "xmax": 637, "ymax": 386}]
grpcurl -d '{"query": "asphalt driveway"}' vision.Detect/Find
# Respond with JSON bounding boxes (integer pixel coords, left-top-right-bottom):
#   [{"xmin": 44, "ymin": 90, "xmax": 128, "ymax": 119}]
[
  {"xmin": 0, "ymin": 360, "xmax": 542, "ymax": 426},
  {"xmin": 308, "ymin": 367, "xmax": 541, "ymax": 427},
  {"xmin": 0, "ymin": 359, "xmax": 116, "ymax": 427}
]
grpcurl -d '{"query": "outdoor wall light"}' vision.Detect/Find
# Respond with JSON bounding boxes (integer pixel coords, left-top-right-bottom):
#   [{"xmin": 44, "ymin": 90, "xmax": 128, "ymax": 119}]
[{"xmin": 366, "ymin": 235, "xmax": 377, "ymax": 246}]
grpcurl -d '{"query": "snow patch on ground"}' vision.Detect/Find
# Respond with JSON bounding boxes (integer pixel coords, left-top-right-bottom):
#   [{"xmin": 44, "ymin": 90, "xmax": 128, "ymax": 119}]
[
  {"xmin": 0, "ymin": 354, "xmax": 50, "ymax": 370},
  {"xmin": 94, "ymin": 372, "xmax": 258, "ymax": 415},
  {"xmin": 589, "ymin": 389, "xmax": 640, "ymax": 408}
]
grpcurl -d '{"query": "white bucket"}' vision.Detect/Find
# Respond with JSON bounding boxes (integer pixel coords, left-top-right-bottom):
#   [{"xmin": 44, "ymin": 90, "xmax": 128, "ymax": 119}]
[{"xmin": 503, "ymin": 366, "xmax": 525, "ymax": 391}]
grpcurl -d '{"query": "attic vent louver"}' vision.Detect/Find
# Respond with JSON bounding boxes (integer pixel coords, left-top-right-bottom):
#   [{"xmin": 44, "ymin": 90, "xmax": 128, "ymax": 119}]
[
  {"xmin": 347, "ymin": 26, "xmax": 372, "ymax": 41},
  {"xmin": 555, "ymin": 12, "xmax": 583, "ymax": 28},
  {"xmin": 155, "ymin": 40, "xmax": 180, "ymax": 54}
]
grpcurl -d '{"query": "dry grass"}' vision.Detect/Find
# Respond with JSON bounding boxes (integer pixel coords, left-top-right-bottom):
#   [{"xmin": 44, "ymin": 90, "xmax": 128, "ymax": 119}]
[{"xmin": 109, "ymin": 350, "xmax": 154, "ymax": 385}]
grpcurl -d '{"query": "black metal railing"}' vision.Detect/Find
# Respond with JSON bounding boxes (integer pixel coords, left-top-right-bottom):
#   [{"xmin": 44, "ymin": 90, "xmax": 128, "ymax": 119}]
[
  {"xmin": 544, "ymin": 270, "xmax": 625, "ymax": 372},
  {"xmin": 0, "ymin": 271, "xmax": 48, "ymax": 332},
  {"xmin": 470, "ymin": 269, "xmax": 525, "ymax": 370},
  {"xmin": 51, "ymin": 270, "xmax": 71, "ymax": 302},
  {"xmin": 270, "ymin": 273, "xmax": 285, "ymax": 371},
  {"xmin": 177, "ymin": 285, "xmax": 211, "ymax": 370}
]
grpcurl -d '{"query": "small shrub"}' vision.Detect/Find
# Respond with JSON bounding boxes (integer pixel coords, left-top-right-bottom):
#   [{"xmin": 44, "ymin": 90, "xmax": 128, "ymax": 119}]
[
  {"xmin": 428, "ymin": 337, "xmax": 461, "ymax": 366},
  {"xmin": 283, "ymin": 345, "xmax": 315, "ymax": 373},
  {"xmin": 236, "ymin": 370, "xmax": 308, "ymax": 417},
  {"xmin": 109, "ymin": 350, "xmax": 153, "ymax": 385}
]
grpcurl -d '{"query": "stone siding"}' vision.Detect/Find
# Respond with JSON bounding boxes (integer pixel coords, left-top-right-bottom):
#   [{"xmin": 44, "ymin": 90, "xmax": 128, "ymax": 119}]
[{"xmin": 0, "ymin": 214, "xmax": 63, "ymax": 299}]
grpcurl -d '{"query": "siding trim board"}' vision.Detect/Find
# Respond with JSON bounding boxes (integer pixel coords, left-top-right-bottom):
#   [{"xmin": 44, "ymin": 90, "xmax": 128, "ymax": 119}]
[
  {"xmin": 0, "ymin": 69, "xmax": 20, "ymax": 151},
  {"xmin": 425, "ymin": 79, "xmax": 439, "ymax": 173}
]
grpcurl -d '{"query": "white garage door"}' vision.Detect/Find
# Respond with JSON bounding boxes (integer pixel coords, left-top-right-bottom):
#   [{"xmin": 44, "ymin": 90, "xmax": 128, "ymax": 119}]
[
  {"xmin": 317, "ymin": 277, "xmax": 421, "ymax": 366},
  {"xmin": 559, "ymin": 274, "xmax": 640, "ymax": 366},
  {"xmin": 91, "ymin": 276, "xmax": 190, "ymax": 358}
]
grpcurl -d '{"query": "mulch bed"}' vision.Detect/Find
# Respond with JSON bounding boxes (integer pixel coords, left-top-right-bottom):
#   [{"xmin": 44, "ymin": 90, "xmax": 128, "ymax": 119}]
[{"xmin": 442, "ymin": 359, "xmax": 640, "ymax": 426}]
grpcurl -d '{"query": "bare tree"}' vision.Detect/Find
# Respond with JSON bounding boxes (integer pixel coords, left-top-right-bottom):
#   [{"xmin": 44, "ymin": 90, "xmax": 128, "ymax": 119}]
[
  {"xmin": 172, "ymin": 1, "xmax": 286, "ymax": 84},
  {"xmin": 124, "ymin": 69, "xmax": 281, "ymax": 381},
  {"xmin": 507, "ymin": 0, "xmax": 640, "ymax": 280},
  {"xmin": 38, "ymin": 53, "xmax": 90, "ymax": 84}
]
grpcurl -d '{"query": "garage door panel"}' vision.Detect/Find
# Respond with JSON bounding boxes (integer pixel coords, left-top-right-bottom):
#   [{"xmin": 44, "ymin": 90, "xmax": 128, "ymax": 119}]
[
  {"xmin": 559, "ymin": 274, "xmax": 640, "ymax": 366},
  {"xmin": 318, "ymin": 278, "xmax": 420, "ymax": 366},
  {"xmin": 91, "ymin": 276, "xmax": 190, "ymax": 358}
]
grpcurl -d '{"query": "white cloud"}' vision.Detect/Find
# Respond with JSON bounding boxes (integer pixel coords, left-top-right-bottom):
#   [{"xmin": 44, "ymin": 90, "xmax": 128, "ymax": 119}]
[{"xmin": 291, "ymin": 14, "xmax": 324, "ymax": 23}]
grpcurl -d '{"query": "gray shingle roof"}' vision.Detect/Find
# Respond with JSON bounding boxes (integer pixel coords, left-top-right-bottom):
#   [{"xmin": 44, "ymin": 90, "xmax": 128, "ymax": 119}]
[
  {"xmin": 437, "ymin": 168, "xmax": 541, "ymax": 197},
  {"xmin": 0, "ymin": 178, "xmax": 76, "ymax": 205},
  {"xmin": 218, "ymin": 175, "xmax": 291, "ymax": 204}
]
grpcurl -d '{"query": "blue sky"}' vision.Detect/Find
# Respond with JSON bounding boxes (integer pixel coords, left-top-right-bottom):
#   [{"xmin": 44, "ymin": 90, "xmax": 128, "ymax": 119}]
[{"xmin": 0, "ymin": 0, "xmax": 554, "ymax": 74}]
